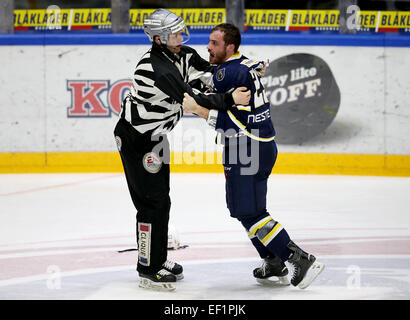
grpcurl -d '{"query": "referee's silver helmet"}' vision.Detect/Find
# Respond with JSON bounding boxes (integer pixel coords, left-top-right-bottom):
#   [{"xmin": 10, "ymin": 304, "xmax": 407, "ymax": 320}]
[{"xmin": 143, "ymin": 8, "xmax": 190, "ymax": 45}]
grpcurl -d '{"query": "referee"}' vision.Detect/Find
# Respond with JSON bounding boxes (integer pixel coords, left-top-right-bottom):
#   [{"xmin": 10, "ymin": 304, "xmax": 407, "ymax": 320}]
[{"xmin": 113, "ymin": 8, "xmax": 250, "ymax": 291}]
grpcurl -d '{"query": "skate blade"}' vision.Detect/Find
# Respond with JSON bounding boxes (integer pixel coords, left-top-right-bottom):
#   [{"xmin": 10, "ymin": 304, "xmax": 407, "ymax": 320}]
[
  {"xmin": 298, "ymin": 261, "xmax": 325, "ymax": 290},
  {"xmin": 256, "ymin": 276, "xmax": 290, "ymax": 287},
  {"xmin": 139, "ymin": 278, "xmax": 176, "ymax": 292}
]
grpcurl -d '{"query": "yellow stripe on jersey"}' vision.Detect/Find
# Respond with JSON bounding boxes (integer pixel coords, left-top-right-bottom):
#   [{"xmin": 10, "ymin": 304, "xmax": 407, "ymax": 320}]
[
  {"xmin": 226, "ymin": 51, "xmax": 242, "ymax": 62},
  {"xmin": 227, "ymin": 110, "xmax": 275, "ymax": 142},
  {"xmin": 234, "ymin": 104, "xmax": 252, "ymax": 112},
  {"xmin": 240, "ymin": 58, "xmax": 262, "ymax": 68}
]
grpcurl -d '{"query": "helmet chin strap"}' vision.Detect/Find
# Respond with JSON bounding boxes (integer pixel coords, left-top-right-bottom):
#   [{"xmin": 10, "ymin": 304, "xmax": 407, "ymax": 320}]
[
  {"xmin": 154, "ymin": 36, "xmax": 180, "ymax": 56},
  {"xmin": 152, "ymin": 40, "xmax": 179, "ymax": 61},
  {"xmin": 161, "ymin": 43, "xmax": 172, "ymax": 53},
  {"xmin": 153, "ymin": 36, "xmax": 167, "ymax": 46}
]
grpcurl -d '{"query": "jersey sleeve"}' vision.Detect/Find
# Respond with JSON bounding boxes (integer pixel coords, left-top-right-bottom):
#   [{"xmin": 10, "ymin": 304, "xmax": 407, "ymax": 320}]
[
  {"xmin": 212, "ymin": 65, "xmax": 253, "ymax": 133},
  {"xmin": 232, "ymin": 65, "xmax": 253, "ymax": 91},
  {"xmin": 155, "ymin": 71, "xmax": 233, "ymax": 112},
  {"xmin": 184, "ymin": 46, "xmax": 214, "ymax": 73},
  {"xmin": 185, "ymin": 47, "xmax": 216, "ymax": 90}
]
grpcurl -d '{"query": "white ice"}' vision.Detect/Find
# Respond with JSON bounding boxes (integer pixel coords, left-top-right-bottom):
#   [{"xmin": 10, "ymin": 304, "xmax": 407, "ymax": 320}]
[{"xmin": 0, "ymin": 173, "xmax": 409, "ymax": 300}]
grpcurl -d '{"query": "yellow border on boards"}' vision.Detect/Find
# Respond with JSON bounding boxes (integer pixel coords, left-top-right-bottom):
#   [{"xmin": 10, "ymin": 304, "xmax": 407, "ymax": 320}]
[{"xmin": 0, "ymin": 152, "xmax": 409, "ymax": 176}]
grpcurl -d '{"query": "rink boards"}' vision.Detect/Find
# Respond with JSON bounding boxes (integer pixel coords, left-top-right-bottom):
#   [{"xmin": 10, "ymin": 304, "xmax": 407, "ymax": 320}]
[{"xmin": 0, "ymin": 33, "xmax": 409, "ymax": 175}]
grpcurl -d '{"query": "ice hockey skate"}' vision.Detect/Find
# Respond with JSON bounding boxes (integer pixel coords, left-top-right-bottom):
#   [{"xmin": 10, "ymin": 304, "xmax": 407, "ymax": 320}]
[
  {"xmin": 138, "ymin": 268, "xmax": 177, "ymax": 291},
  {"xmin": 287, "ymin": 240, "xmax": 325, "ymax": 289},
  {"xmin": 253, "ymin": 255, "xmax": 290, "ymax": 286},
  {"xmin": 162, "ymin": 260, "xmax": 184, "ymax": 280}
]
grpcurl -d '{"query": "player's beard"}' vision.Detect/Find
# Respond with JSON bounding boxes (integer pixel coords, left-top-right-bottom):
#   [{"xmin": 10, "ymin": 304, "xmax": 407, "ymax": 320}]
[{"xmin": 209, "ymin": 47, "xmax": 228, "ymax": 65}]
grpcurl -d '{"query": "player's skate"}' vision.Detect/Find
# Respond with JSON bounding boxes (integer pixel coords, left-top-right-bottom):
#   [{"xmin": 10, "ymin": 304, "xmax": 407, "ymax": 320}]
[
  {"xmin": 287, "ymin": 240, "xmax": 325, "ymax": 289},
  {"xmin": 253, "ymin": 255, "xmax": 290, "ymax": 286},
  {"xmin": 138, "ymin": 268, "xmax": 177, "ymax": 291},
  {"xmin": 162, "ymin": 260, "xmax": 184, "ymax": 280}
]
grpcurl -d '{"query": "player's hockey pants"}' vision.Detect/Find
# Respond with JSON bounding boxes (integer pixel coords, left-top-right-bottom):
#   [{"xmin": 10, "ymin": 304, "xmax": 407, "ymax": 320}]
[{"xmin": 223, "ymin": 139, "xmax": 292, "ymax": 261}]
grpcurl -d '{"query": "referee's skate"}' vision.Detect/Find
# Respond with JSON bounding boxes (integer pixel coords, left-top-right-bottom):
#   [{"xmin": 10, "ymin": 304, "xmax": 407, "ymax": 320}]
[{"xmin": 138, "ymin": 269, "xmax": 177, "ymax": 291}]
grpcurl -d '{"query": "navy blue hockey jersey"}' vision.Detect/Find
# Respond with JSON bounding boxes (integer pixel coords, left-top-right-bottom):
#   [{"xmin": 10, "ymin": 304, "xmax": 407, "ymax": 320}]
[{"xmin": 212, "ymin": 53, "xmax": 276, "ymax": 143}]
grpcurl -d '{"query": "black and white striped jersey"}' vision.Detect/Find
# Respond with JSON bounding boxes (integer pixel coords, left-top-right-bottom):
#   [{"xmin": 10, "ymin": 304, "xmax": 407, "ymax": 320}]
[{"xmin": 120, "ymin": 42, "xmax": 234, "ymax": 137}]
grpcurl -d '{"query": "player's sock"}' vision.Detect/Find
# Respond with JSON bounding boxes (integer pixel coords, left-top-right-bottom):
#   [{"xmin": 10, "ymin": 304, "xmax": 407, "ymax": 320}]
[
  {"xmin": 249, "ymin": 236, "xmax": 271, "ymax": 258},
  {"xmin": 246, "ymin": 215, "xmax": 293, "ymax": 261}
]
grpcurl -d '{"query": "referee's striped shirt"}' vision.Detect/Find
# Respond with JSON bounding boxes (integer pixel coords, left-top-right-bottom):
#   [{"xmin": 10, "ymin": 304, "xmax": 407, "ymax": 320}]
[{"xmin": 120, "ymin": 43, "xmax": 234, "ymax": 137}]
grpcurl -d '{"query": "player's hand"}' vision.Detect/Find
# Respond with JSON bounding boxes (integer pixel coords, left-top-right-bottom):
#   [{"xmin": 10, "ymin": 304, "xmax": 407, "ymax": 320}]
[
  {"xmin": 232, "ymin": 87, "xmax": 251, "ymax": 106},
  {"xmin": 259, "ymin": 62, "xmax": 267, "ymax": 77},
  {"xmin": 255, "ymin": 60, "xmax": 269, "ymax": 77},
  {"xmin": 182, "ymin": 92, "xmax": 200, "ymax": 113}
]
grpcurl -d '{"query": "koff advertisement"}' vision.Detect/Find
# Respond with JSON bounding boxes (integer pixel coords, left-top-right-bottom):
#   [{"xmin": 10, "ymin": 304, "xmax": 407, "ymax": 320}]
[
  {"xmin": 264, "ymin": 53, "xmax": 340, "ymax": 144},
  {"xmin": 0, "ymin": 43, "xmax": 409, "ymax": 157}
]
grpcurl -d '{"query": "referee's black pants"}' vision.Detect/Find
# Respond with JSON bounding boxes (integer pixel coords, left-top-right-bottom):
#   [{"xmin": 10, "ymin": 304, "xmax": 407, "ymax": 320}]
[{"xmin": 114, "ymin": 118, "xmax": 171, "ymax": 275}]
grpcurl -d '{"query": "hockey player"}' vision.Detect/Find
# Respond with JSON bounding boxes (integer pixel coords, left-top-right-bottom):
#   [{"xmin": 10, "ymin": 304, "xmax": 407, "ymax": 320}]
[
  {"xmin": 182, "ymin": 23, "xmax": 325, "ymax": 289},
  {"xmin": 114, "ymin": 10, "xmax": 251, "ymax": 291}
]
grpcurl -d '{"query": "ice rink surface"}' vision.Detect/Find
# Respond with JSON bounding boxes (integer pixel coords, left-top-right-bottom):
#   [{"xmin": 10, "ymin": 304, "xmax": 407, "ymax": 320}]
[{"xmin": 0, "ymin": 172, "xmax": 409, "ymax": 300}]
